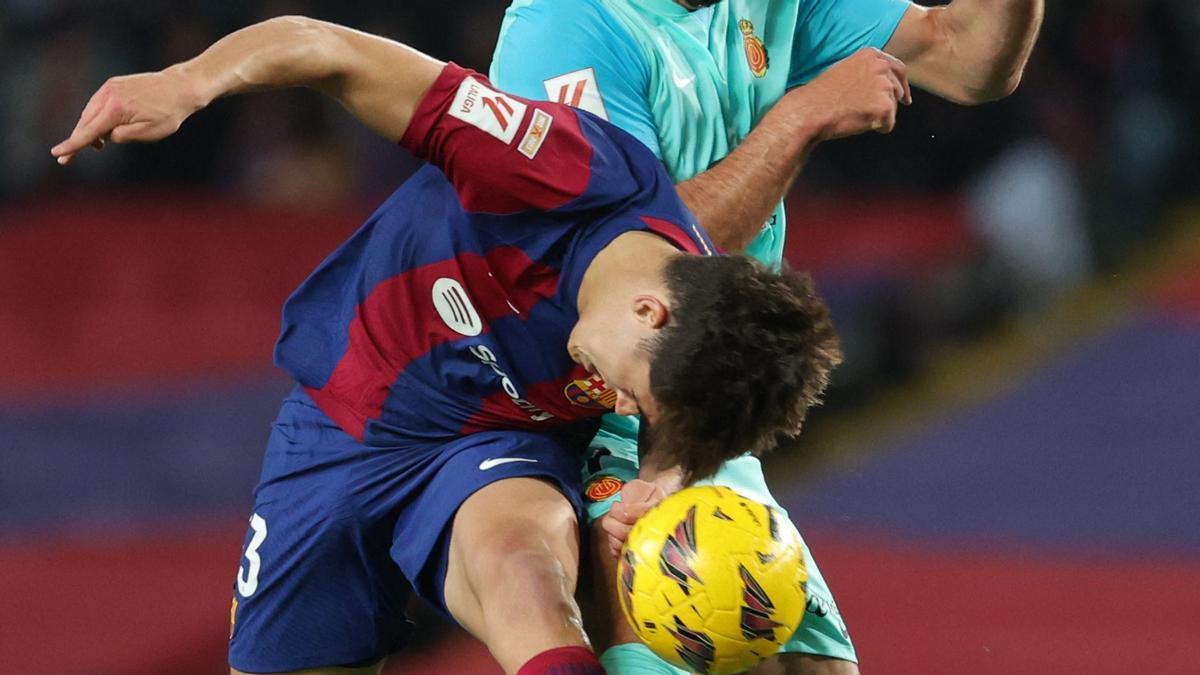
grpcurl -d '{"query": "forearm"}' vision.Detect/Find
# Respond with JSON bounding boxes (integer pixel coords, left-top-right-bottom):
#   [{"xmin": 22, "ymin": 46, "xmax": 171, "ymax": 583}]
[
  {"xmin": 183, "ymin": 16, "xmax": 444, "ymax": 140},
  {"xmin": 676, "ymin": 95, "xmax": 824, "ymax": 252},
  {"xmin": 677, "ymin": 48, "xmax": 912, "ymax": 251},
  {"xmin": 51, "ymin": 15, "xmax": 447, "ymax": 162},
  {"xmin": 895, "ymin": 0, "xmax": 1043, "ymax": 104}
]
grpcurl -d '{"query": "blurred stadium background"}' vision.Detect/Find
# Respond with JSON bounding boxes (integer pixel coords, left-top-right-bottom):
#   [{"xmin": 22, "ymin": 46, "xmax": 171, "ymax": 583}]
[{"xmin": 2, "ymin": 1, "xmax": 1198, "ymax": 673}]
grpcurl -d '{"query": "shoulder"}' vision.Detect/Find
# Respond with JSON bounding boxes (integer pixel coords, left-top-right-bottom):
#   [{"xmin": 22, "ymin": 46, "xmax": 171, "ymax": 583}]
[
  {"xmin": 497, "ymin": 0, "xmax": 633, "ymax": 42},
  {"xmin": 492, "ymin": 0, "xmax": 648, "ymax": 84}
]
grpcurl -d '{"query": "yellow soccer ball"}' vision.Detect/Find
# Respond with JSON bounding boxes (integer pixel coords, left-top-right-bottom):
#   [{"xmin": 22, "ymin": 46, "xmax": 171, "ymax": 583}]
[{"xmin": 616, "ymin": 486, "xmax": 808, "ymax": 674}]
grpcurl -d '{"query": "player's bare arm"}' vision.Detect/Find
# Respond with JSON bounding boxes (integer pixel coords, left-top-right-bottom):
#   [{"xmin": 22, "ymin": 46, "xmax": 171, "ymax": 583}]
[
  {"xmin": 885, "ymin": 0, "xmax": 1044, "ymax": 104},
  {"xmin": 657, "ymin": 0, "xmax": 1042, "ymax": 253},
  {"xmin": 51, "ymin": 16, "xmax": 444, "ymax": 164},
  {"xmin": 677, "ymin": 48, "xmax": 910, "ymax": 252}
]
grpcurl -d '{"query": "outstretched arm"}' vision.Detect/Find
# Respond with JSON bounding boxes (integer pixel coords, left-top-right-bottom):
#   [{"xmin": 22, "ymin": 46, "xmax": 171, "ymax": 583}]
[
  {"xmin": 51, "ymin": 16, "xmax": 444, "ymax": 164},
  {"xmin": 885, "ymin": 0, "xmax": 1044, "ymax": 104}
]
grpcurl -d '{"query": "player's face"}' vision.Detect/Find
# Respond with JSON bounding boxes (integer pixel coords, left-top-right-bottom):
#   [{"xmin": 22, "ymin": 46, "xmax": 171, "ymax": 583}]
[
  {"xmin": 570, "ymin": 334, "xmax": 660, "ymax": 419},
  {"xmin": 568, "ymin": 295, "xmax": 668, "ymax": 421},
  {"xmin": 593, "ymin": 347, "xmax": 658, "ymax": 419}
]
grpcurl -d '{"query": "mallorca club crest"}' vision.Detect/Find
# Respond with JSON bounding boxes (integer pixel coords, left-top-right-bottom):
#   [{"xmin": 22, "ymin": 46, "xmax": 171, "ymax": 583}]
[
  {"xmin": 585, "ymin": 474, "xmax": 625, "ymax": 502},
  {"xmin": 739, "ymin": 19, "xmax": 769, "ymax": 78},
  {"xmin": 564, "ymin": 374, "xmax": 617, "ymax": 410}
]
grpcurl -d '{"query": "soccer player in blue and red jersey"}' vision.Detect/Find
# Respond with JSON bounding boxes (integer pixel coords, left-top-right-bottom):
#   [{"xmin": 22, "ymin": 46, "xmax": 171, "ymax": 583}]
[{"xmin": 50, "ymin": 16, "xmax": 886, "ymax": 675}]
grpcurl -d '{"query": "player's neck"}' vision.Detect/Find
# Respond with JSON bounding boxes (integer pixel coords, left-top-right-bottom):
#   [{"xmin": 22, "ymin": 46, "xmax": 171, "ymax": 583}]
[{"xmin": 577, "ymin": 231, "xmax": 676, "ymax": 315}]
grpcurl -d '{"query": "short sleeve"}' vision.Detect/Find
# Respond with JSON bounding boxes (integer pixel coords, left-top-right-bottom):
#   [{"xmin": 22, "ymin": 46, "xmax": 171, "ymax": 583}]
[
  {"xmin": 788, "ymin": 0, "xmax": 912, "ymax": 88},
  {"xmin": 490, "ymin": 0, "xmax": 663, "ymax": 158},
  {"xmin": 401, "ymin": 63, "xmax": 644, "ymax": 215},
  {"xmin": 581, "ymin": 416, "xmax": 641, "ymax": 522}
]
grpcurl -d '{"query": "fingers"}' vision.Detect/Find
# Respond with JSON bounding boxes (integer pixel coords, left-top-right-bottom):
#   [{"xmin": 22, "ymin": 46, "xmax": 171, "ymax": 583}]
[
  {"xmin": 881, "ymin": 51, "xmax": 913, "ymax": 105},
  {"xmin": 869, "ymin": 49, "xmax": 909, "ymax": 108},
  {"xmin": 53, "ymin": 87, "xmax": 111, "ymax": 164},
  {"xmin": 877, "ymin": 108, "xmax": 898, "ymax": 134},
  {"xmin": 870, "ymin": 51, "xmax": 906, "ymax": 133},
  {"xmin": 602, "ymin": 515, "xmax": 633, "ymax": 557},
  {"xmin": 52, "ymin": 106, "xmax": 118, "ymax": 165},
  {"xmin": 609, "ymin": 498, "xmax": 656, "ymax": 526},
  {"xmin": 51, "ymin": 72, "xmax": 186, "ymax": 165},
  {"xmin": 600, "ymin": 480, "xmax": 670, "ymax": 557},
  {"xmin": 52, "ymin": 81, "xmax": 120, "ymax": 162},
  {"xmin": 618, "ymin": 479, "xmax": 660, "ymax": 505},
  {"xmin": 76, "ymin": 85, "xmax": 111, "ymax": 135}
]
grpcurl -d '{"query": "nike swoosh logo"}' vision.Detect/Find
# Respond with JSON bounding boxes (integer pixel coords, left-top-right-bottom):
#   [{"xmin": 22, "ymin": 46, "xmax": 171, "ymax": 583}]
[
  {"xmin": 672, "ymin": 71, "xmax": 695, "ymax": 88},
  {"xmin": 478, "ymin": 457, "xmax": 539, "ymax": 471},
  {"xmin": 656, "ymin": 35, "xmax": 694, "ymax": 89}
]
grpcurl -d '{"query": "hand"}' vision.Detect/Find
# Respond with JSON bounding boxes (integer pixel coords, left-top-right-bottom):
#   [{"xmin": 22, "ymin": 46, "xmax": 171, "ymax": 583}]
[
  {"xmin": 791, "ymin": 47, "xmax": 912, "ymax": 140},
  {"xmin": 51, "ymin": 66, "xmax": 205, "ymax": 165},
  {"xmin": 600, "ymin": 479, "xmax": 667, "ymax": 557}
]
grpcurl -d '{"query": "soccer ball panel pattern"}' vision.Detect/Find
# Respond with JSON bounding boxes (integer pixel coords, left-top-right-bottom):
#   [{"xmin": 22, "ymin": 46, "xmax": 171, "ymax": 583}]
[{"xmin": 616, "ymin": 486, "xmax": 808, "ymax": 674}]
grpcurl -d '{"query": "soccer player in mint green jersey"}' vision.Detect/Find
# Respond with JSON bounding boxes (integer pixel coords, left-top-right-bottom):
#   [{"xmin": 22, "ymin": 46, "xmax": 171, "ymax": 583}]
[{"xmin": 492, "ymin": 1, "xmax": 1042, "ymax": 672}]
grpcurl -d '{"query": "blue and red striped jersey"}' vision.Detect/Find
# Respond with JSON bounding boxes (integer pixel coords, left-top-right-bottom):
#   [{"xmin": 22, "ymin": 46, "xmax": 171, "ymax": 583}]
[{"xmin": 273, "ymin": 64, "xmax": 716, "ymax": 445}]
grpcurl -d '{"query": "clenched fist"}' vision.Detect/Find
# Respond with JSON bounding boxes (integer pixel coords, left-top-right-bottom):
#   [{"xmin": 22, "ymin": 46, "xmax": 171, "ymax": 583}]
[
  {"xmin": 600, "ymin": 479, "xmax": 668, "ymax": 557},
  {"xmin": 791, "ymin": 47, "xmax": 912, "ymax": 140}
]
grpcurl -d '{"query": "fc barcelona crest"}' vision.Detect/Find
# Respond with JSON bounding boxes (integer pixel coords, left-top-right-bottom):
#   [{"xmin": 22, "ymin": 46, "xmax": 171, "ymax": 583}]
[
  {"xmin": 564, "ymin": 374, "xmax": 617, "ymax": 410},
  {"xmin": 739, "ymin": 19, "xmax": 769, "ymax": 78}
]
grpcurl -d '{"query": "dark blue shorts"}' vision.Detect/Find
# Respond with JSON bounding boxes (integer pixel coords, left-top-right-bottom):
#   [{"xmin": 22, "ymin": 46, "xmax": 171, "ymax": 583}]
[{"xmin": 228, "ymin": 387, "xmax": 585, "ymax": 672}]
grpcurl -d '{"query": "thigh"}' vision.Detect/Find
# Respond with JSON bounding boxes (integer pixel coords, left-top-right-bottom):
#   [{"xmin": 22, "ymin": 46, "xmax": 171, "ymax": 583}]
[
  {"xmin": 442, "ymin": 476, "xmax": 582, "ymax": 635},
  {"xmin": 229, "ymin": 392, "xmax": 415, "ymax": 673},
  {"xmin": 389, "ymin": 429, "xmax": 587, "ymax": 615}
]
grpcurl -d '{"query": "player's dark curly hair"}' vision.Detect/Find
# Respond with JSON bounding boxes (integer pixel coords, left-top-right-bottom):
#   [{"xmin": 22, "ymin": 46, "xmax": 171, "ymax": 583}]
[{"xmin": 643, "ymin": 255, "xmax": 842, "ymax": 483}]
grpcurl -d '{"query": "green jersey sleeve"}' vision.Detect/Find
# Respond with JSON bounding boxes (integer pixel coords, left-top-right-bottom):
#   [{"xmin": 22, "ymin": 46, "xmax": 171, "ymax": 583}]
[
  {"xmin": 490, "ymin": 0, "xmax": 663, "ymax": 157},
  {"xmin": 788, "ymin": 0, "xmax": 912, "ymax": 87}
]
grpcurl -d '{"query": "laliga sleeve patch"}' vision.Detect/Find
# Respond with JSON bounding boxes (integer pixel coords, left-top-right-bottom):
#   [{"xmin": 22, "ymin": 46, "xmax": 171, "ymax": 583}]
[
  {"xmin": 543, "ymin": 67, "xmax": 609, "ymax": 120},
  {"xmin": 448, "ymin": 76, "xmax": 528, "ymax": 145},
  {"xmin": 585, "ymin": 475, "xmax": 625, "ymax": 502}
]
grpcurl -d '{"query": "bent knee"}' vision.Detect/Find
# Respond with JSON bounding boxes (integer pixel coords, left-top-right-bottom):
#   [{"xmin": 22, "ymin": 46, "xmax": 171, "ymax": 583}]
[{"xmin": 468, "ymin": 535, "xmax": 575, "ymax": 598}]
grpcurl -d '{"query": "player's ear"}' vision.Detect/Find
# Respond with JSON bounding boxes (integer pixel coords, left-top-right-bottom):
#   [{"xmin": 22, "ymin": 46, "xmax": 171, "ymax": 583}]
[{"xmin": 632, "ymin": 294, "xmax": 669, "ymax": 329}]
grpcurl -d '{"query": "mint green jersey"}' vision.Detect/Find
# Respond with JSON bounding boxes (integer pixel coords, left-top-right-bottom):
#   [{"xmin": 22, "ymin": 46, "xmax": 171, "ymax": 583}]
[
  {"xmin": 492, "ymin": 0, "xmax": 909, "ymax": 469},
  {"xmin": 492, "ymin": 0, "xmax": 908, "ymax": 665},
  {"xmin": 494, "ymin": 0, "xmax": 907, "ymax": 264},
  {"xmin": 584, "ymin": 0, "xmax": 797, "ymax": 264}
]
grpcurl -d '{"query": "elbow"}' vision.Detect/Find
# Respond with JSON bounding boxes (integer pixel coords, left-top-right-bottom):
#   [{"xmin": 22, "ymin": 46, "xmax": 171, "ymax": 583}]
[
  {"xmin": 951, "ymin": 68, "xmax": 1025, "ymax": 106},
  {"xmin": 262, "ymin": 15, "xmax": 325, "ymax": 42},
  {"xmin": 269, "ymin": 15, "xmax": 322, "ymax": 32},
  {"xmin": 977, "ymin": 68, "xmax": 1025, "ymax": 103},
  {"xmin": 995, "ymin": 68, "xmax": 1026, "ymax": 99},
  {"xmin": 266, "ymin": 16, "xmax": 349, "ymax": 86},
  {"xmin": 275, "ymin": 15, "xmax": 342, "ymax": 55}
]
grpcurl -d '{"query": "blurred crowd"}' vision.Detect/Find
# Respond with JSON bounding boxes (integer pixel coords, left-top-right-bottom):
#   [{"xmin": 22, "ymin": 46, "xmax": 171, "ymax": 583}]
[{"xmin": 2, "ymin": 0, "xmax": 1198, "ymax": 390}]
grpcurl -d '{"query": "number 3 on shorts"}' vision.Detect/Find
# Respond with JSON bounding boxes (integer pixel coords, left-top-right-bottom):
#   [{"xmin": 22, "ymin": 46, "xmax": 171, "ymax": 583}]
[{"xmin": 237, "ymin": 513, "xmax": 268, "ymax": 597}]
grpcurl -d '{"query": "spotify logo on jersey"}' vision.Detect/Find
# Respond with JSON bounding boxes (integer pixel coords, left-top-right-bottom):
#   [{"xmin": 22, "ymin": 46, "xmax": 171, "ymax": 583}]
[{"xmin": 433, "ymin": 277, "xmax": 482, "ymax": 336}]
